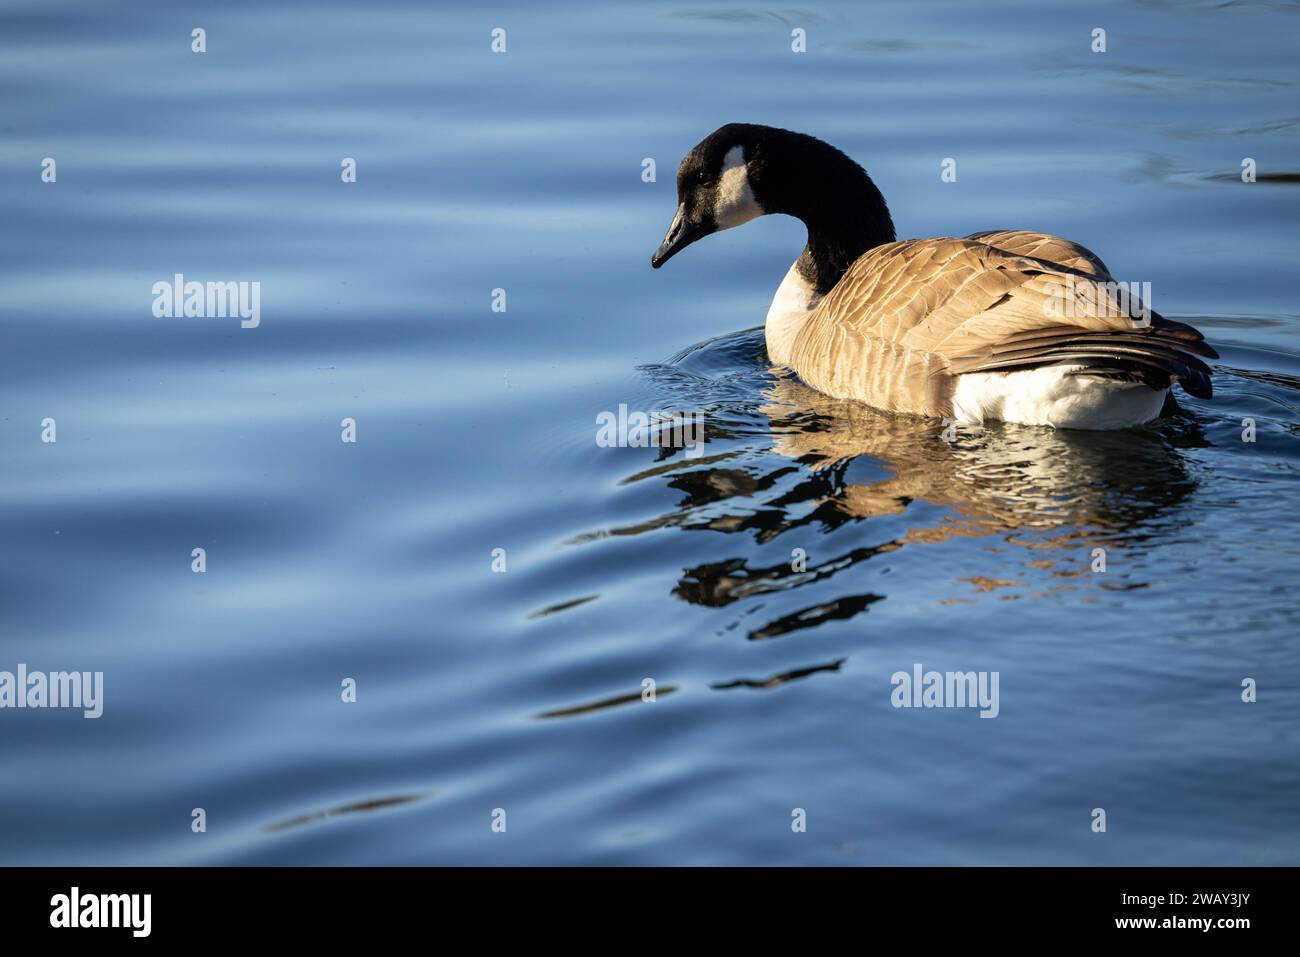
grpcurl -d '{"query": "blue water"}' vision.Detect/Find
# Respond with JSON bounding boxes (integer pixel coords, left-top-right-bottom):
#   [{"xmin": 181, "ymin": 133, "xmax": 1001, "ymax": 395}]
[{"xmin": 2, "ymin": 0, "xmax": 1298, "ymax": 865}]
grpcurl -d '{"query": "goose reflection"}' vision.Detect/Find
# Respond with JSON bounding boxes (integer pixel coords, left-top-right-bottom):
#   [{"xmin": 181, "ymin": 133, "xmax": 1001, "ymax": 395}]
[
  {"xmin": 629, "ymin": 334, "xmax": 1205, "ymax": 638},
  {"xmin": 758, "ymin": 373, "xmax": 1202, "ymax": 540}
]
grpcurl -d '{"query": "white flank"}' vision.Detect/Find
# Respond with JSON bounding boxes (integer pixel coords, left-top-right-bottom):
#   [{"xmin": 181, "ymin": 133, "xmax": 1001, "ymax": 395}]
[{"xmin": 952, "ymin": 365, "xmax": 1167, "ymax": 429}]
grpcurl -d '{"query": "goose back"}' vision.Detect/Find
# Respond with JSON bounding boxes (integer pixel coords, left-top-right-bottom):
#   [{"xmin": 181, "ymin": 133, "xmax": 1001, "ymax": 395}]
[{"xmin": 783, "ymin": 232, "xmax": 1213, "ymax": 418}]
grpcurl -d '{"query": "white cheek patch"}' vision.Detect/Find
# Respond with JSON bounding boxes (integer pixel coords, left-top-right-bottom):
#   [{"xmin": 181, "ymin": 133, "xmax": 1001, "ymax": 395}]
[{"xmin": 713, "ymin": 144, "xmax": 762, "ymax": 229}]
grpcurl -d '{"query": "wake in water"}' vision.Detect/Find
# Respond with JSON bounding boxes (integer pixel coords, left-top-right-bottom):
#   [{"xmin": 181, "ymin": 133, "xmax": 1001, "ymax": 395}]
[{"xmin": 609, "ymin": 322, "xmax": 1300, "ymax": 639}]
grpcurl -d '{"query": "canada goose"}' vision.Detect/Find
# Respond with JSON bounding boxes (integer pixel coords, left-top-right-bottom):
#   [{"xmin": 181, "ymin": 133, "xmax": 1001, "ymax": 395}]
[{"xmin": 650, "ymin": 123, "xmax": 1216, "ymax": 430}]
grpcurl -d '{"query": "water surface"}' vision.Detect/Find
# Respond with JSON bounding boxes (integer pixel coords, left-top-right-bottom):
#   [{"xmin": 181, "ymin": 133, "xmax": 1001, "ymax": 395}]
[{"xmin": 1, "ymin": 0, "xmax": 1298, "ymax": 865}]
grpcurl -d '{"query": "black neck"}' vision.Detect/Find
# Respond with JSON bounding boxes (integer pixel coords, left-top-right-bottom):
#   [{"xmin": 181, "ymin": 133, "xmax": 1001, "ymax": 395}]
[{"xmin": 747, "ymin": 128, "xmax": 896, "ymax": 294}]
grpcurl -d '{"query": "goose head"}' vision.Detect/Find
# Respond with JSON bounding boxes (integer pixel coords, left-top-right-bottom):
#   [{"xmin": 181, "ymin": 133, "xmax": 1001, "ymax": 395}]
[
  {"xmin": 651, "ymin": 124, "xmax": 767, "ymax": 268},
  {"xmin": 649, "ymin": 123, "xmax": 897, "ymax": 291}
]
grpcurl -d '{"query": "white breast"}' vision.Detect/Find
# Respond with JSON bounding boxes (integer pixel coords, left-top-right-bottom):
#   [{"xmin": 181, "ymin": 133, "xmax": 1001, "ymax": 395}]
[{"xmin": 764, "ymin": 262, "xmax": 821, "ymax": 367}]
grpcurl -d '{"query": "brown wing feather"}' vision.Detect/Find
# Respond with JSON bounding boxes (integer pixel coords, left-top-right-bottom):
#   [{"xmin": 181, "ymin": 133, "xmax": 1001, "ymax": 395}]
[
  {"xmin": 965, "ymin": 230, "xmax": 1112, "ymax": 279},
  {"xmin": 784, "ymin": 235, "xmax": 1215, "ymax": 416}
]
